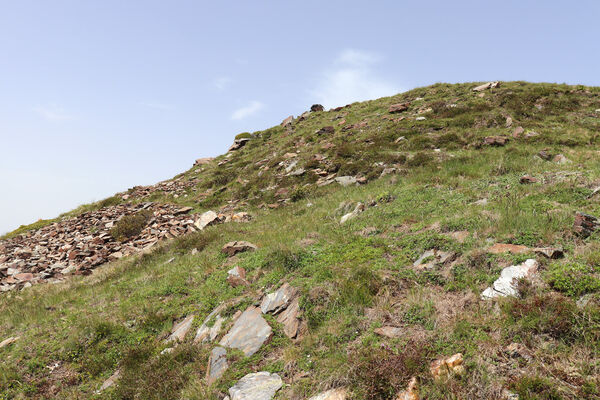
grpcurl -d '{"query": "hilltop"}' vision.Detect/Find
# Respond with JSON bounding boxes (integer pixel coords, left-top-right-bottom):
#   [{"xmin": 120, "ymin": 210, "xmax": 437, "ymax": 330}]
[{"xmin": 1, "ymin": 81, "xmax": 600, "ymax": 399}]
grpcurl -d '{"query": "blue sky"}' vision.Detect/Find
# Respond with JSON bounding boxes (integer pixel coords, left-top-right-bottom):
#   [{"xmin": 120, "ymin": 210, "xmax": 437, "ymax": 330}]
[{"xmin": 1, "ymin": 0, "xmax": 599, "ymax": 234}]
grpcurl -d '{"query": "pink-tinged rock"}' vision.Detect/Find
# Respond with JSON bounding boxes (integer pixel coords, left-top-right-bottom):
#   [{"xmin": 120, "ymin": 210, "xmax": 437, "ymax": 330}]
[
  {"xmin": 14, "ymin": 273, "xmax": 34, "ymax": 282},
  {"xmin": 219, "ymin": 307, "xmax": 271, "ymax": 356},
  {"xmin": 389, "ymin": 102, "xmax": 410, "ymax": 113},
  {"xmin": 281, "ymin": 115, "xmax": 293, "ymax": 127},
  {"xmin": 221, "ymin": 241, "xmax": 257, "ymax": 256},
  {"xmin": 167, "ymin": 315, "xmax": 194, "ymax": 343}
]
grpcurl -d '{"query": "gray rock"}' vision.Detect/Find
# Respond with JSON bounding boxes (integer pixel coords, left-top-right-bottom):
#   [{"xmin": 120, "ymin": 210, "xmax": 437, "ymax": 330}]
[
  {"xmin": 206, "ymin": 346, "xmax": 229, "ymax": 385},
  {"xmin": 335, "ymin": 176, "xmax": 357, "ymax": 187},
  {"xmin": 482, "ymin": 259, "xmax": 538, "ymax": 299},
  {"xmin": 219, "ymin": 307, "xmax": 271, "ymax": 356},
  {"xmin": 195, "ymin": 307, "xmax": 226, "ymax": 344},
  {"xmin": 261, "ymin": 283, "xmax": 296, "ymax": 314},
  {"xmin": 167, "ymin": 315, "xmax": 194, "ymax": 343},
  {"xmin": 277, "ymin": 296, "xmax": 301, "ymax": 339},
  {"xmin": 228, "ymin": 371, "xmax": 283, "ymax": 400},
  {"xmin": 98, "ymin": 370, "xmax": 120, "ymax": 392}
]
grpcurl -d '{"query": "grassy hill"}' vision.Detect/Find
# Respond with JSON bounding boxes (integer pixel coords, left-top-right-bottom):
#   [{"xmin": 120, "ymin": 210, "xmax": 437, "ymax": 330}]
[{"xmin": 1, "ymin": 81, "xmax": 600, "ymax": 399}]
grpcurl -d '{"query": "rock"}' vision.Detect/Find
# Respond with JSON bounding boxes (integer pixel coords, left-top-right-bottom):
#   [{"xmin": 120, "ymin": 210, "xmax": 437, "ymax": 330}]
[
  {"xmin": 512, "ymin": 126, "xmax": 524, "ymax": 137},
  {"xmin": 277, "ymin": 297, "xmax": 301, "ymax": 339},
  {"xmin": 174, "ymin": 206, "xmax": 193, "ymax": 215},
  {"xmin": 481, "ymin": 259, "xmax": 538, "ymax": 299},
  {"xmin": 335, "ymin": 176, "xmax": 357, "ymax": 187},
  {"xmin": 374, "ymin": 326, "xmax": 403, "ymax": 338},
  {"xmin": 483, "ymin": 136, "xmax": 509, "ymax": 146},
  {"xmin": 415, "ymin": 116, "xmax": 426, "ymax": 121},
  {"xmin": 413, "ymin": 249, "xmax": 455, "ymax": 269},
  {"xmin": 389, "ymin": 103, "xmax": 410, "ymax": 113},
  {"xmin": 448, "ymin": 231, "xmax": 469, "ymax": 243},
  {"xmin": 340, "ymin": 203, "xmax": 365, "ymax": 224},
  {"xmin": 574, "ymin": 212, "xmax": 600, "ymax": 238},
  {"xmin": 229, "ymin": 137, "xmax": 251, "ymax": 152},
  {"xmin": 311, "ymin": 104, "xmax": 324, "ymax": 112},
  {"xmin": 538, "ymin": 149, "xmax": 552, "ymax": 160},
  {"xmin": 222, "ymin": 241, "xmax": 257, "ymax": 256},
  {"xmin": 14, "ymin": 273, "xmax": 34, "ymax": 282},
  {"xmin": 487, "ymin": 243, "xmax": 530, "ymax": 255},
  {"xmin": 167, "ymin": 315, "xmax": 194, "ymax": 343},
  {"xmin": 98, "ymin": 370, "xmax": 120, "ymax": 392},
  {"xmin": 281, "ymin": 116, "xmax": 293, "ymax": 127},
  {"xmin": 195, "ymin": 311, "xmax": 226, "ymax": 344},
  {"xmin": 309, "ymin": 387, "xmax": 348, "ymax": 400},
  {"xmin": 228, "ymin": 371, "xmax": 282, "ymax": 400},
  {"xmin": 533, "ymin": 247, "xmax": 563, "ymax": 259},
  {"xmin": 219, "ymin": 306, "xmax": 271, "ymax": 356},
  {"xmin": 473, "ymin": 81, "xmax": 500, "ymax": 91},
  {"xmin": 519, "ymin": 175, "xmax": 538, "ymax": 184},
  {"xmin": 195, "ymin": 210, "xmax": 221, "ymax": 230},
  {"xmin": 473, "ymin": 198, "xmax": 488, "ymax": 206},
  {"xmin": 227, "ymin": 266, "xmax": 249, "ymax": 287},
  {"xmin": 395, "ymin": 377, "xmax": 419, "ymax": 400},
  {"xmin": 505, "ymin": 342, "xmax": 532, "ymax": 361},
  {"xmin": 232, "ymin": 212, "xmax": 252, "ymax": 222},
  {"xmin": 430, "ymin": 353, "xmax": 464, "ymax": 380},
  {"xmin": 206, "ymin": 346, "xmax": 229, "ymax": 385},
  {"xmin": 0, "ymin": 336, "xmax": 19, "ymax": 349},
  {"xmin": 316, "ymin": 126, "xmax": 335, "ymax": 135},
  {"xmin": 261, "ymin": 283, "xmax": 296, "ymax": 314},
  {"xmin": 553, "ymin": 154, "xmax": 571, "ymax": 164},
  {"xmin": 194, "ymin": 157, "xmax": 214, "ymax": 166},
  {"xmin": 505, "ymin": 116, "xmax": 513, "ymax": 128}
]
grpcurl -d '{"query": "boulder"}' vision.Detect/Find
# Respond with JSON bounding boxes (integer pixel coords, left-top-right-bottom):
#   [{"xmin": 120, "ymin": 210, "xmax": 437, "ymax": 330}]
[
  {"xmin": 228, "ymin": 371, "xmax": 283, "ymax": 400},
  {"xmin": 206, "ymin": 346, "xmax": 229, "ymax": 385},
  {"xmin": 195, "ymin": 311, "xmax": 226, "ymax": 344},
  {"xmin": 281, "ymin": 116, "xmax": 293, "ymax": 127},
  {"xmin": 512, "ymin": 126, "xmax": 524, "ymax": 138},
  {"xmin": 261, "ymin": 283, "xmax": 296, "ymax": 314},
  {"xmin": 195, "ymin": 211, "xmax": 221, "ymax": 230},
  {"xmin": 389, "ymin": 102, "xmax": 410, "ymax": 113},
  {"xmin": 481, "ymin": 259, "xmax": 538, "ymax": 299},
  {"xmin": 310, "ymin": 104, "xmax": 325, "ymax": 112},
  {"xmin": 222, "ymin": 241, "xmax": 257, "ymax": 256},
  {"xmin": 277, "ymin": 297, "xmax": 301, "ymax": 339},
  {"xmin": 335, "ymin": 176, "xmax": 357, "ymax": 187},
  {"xmin": 219, "ymin": 307, "xmax": 271, "ymax": 356},
  {"xmin": 194, "ymin": 157, "xmax": 214, "ymax": 166},
  {"xmin": 309, "ymin": 388, "xmax": 348, "ymax": 400}
]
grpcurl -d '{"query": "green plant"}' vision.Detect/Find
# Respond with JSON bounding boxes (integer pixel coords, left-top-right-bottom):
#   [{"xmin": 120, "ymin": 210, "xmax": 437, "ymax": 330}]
[{"xmin": 110, "ymin": 210, "xmax": 153, "ymax": 241}]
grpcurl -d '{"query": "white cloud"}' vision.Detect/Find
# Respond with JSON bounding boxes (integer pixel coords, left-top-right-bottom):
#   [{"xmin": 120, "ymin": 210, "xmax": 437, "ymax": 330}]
[
  {"xmin": 214, "ymin": 76, "xmax": 233, "ymax": 90},
  {"xmin": 310, "ymin": 49, "xmax": 400, "ymax": 109},
  {"xmin": 231, "ymin": 101, "xmax": 264, "ymax": 120},
  {"xmin": 33, "ymin": 104, "xmax": 74, "ymax": 121},
  {"xmin": 139, "ymin": 102, "xmax": 175, "ymax": 110}
]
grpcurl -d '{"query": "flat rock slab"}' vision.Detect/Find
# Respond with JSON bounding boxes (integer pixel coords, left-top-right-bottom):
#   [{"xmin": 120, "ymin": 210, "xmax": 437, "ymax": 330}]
[
  {"xmin": 98, "ymin": 370, "xmax": 120, "ymax": 392},
  {"xmin": 206, "ymin": 346, "xmax": 229, "ymax": 385},
  {"xmin": 308, "ymin": 388, "xmax": 348, "ymax": 400},
  {"xmin": 219, "ymin": 306, "xmax": 271, "ymax": 356},
  {"xmin": 167, "ymin": 315, "xmax": 194, "ymax": 343},
  {"xmin": 222, "ymin": 241, "xmax": 258, "ymax": 256},
  {"xmin": 228, "ymin": 371, "xmax": 283, "ymax": 400},
  {"xmin": 277, "ymin": 296, "xmax": 301, "ymax": 339},
  {"xmin": 482, "ymin": 259, "xmax": 538, "ymax": 299},
  {"xmin": 374, "ymin": 326, "xmax": 403, "ymax": 338},
  {"xmin": 195, "ymin": 210, "xmax": 221, "ymax": 230},
  {"xmin": 195, "ymin": 314, "xmax": 225, "ymax": 344},
  {"xmin": 488, "ymin": 243, "xmax": 530, "ymax": 254},
  {"xmin": 0, "ymin": 336, "xmax": 19, "ymax": 349}
]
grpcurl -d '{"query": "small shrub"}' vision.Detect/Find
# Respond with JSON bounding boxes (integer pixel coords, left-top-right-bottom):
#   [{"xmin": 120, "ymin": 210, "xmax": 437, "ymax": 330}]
[
  {"xmin": 110, "ymin": 210, "xmax": 153, "ymax": 242},
  {"xmin": 290, "ymin": 186, "xmax": 309, "ymax": 202},
  {"xmin": 234, "ymin": 132, "xmax": 252, "ymax": 140},
  {"xmin": 546, "ymin": 262, "xmax": 600, "ymax": 297},
  {"xmin": 512, "ymin": 376, "xmax": 563, "ymax": 400},
  {"xmin": 407, "ymin": 152, "xmax": 433, "ymax": 167},
  {"xmin": 350, "ymin": 342, "xmax": 428, "ymax": 400}
]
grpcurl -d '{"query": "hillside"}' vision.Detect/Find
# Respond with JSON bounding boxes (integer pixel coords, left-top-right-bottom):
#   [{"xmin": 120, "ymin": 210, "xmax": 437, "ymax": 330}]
[{"xmin": 1, "ymin": 81, "xmax": 600, "ymax": 399}]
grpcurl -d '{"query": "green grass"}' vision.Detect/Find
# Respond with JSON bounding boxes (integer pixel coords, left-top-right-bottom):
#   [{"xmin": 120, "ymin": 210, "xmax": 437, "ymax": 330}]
[{"xmin": 2, "ymin": 82, "xmax": 600, "ymax": 399}]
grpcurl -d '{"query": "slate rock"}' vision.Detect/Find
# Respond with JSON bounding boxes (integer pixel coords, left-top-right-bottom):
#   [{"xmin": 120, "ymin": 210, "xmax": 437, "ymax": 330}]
[
  {"xmin": 228, "ymin": 371, "xmax": 282, "ymax": 400},
  {"xmin": 308, "ymin": 387, "xmax": 348, "ymax": 400},
  {"xmin": 261, "ymin": 283, "xmax": 296, "ymax": 314},
  {"xmin": 206, "ymin": 346, "xmax": 229, "ymax": 385},
  {"xmin": 219, "ymin": 307, "xmax": 271, "ymax": 356},
  {"xmin": 167, "ymin": 315, "xmax": 194, "ymax": 343},
  {"xmin": 335, "ymin": 176, "xmax": 357, "ymax": 187},
  {"xmin": 222, "ymin": 241, "xmax": 257, "ymax": 256}
]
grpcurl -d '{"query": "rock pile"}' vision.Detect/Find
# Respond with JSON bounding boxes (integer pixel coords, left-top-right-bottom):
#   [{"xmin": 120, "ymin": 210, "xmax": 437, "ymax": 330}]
[
  {"xmin": 0, "ymin": 203, "xmax": 200, "ymax": 292},
  {"xmin": 120, "ymin": 176, "xmax": 201, "ymax": 200}
]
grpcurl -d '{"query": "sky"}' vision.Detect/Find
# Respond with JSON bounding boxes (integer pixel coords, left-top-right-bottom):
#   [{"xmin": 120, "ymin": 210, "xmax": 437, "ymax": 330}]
[{"xmin": 1, "ymin": 0, "xmax": 600, "ymax": 234}]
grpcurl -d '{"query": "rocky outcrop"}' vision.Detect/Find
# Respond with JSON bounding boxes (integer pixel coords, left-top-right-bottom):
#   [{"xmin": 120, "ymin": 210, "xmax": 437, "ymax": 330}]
[
  {"xmin": 473, "ymin": 81, "xmax": 500, "ymax": 91},
  {"xmin": 229, "ymin": 137, "xmax": 251, "ymax": 152},
  {"xmin": 389, "ymin": 103, "xmax": 410, "ymax": 113}
]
